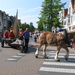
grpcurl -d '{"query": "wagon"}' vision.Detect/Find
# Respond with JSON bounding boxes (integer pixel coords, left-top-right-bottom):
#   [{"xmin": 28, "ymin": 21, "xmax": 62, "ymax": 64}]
[{"xmin": 1, "ymin": 37, "xmax": 28, "ymax": 53}]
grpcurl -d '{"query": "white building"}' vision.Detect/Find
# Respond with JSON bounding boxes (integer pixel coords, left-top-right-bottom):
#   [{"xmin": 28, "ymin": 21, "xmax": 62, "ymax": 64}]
[{"xmin": 59, "ymin": 0, "xmax": 75, "ymax": 32}]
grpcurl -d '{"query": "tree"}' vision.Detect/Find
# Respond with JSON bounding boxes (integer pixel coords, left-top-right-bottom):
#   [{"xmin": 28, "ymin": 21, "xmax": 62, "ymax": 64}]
[
  {"xmin": 29, "ymin": 24, "xmax": 35, "ymax": 32},
  {"xmin": 37, "ymin": 0, "xmax": 66, "ymax": 31},
  {"xmin": 37, "ymin": 18, "xmax": 43, "ymax": 31},
  {"xmin": 20, "ymin": 22, "xmax": 35, "ymax": 32}
]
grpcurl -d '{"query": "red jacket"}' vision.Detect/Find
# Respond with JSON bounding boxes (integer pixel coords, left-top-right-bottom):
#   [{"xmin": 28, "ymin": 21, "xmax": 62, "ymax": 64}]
[
  {"xmin": 19, "ymin": 31, "xmax": 23, "ymax": 35},
  {"xmin": 8, "ymin": 32, "xmax": 15, "ymax": 38},
  {"xmin": 3, "ymin": 32, "xmax": 9, "ymax": 38},
  {"xmin": 10, "ymin": 27, "xmax": 13, "ymax": 30}
]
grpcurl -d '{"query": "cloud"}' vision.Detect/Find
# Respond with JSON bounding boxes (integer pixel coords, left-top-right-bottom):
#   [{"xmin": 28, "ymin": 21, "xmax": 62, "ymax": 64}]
[
  {"xmin": 28, "ymin": 7, "xmax": 42, "ymax": 12},
  {"xmin": 22, "ymin": 20, "xmax": 38, "ymax": 28},
  {"xmin": 2, "ymin": 8, "xmax": 24, "ymax": 12},
  {"xmin": 1, "ymin": 7, "xmax": 41, "ymax": 28},
  {"xmin": 20, "ymin": 15, "xmax": 39, "ymax": 28},
  {"xmin": 20, "ymin": 15, "xmax": 39, "ymax": 19},
  {"xmin": 20, "ymin": 7, "xmax": 42, "ymax": 13}
]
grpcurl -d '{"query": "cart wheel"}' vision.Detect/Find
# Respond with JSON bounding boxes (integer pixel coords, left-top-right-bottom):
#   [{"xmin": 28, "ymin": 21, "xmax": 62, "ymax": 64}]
[
  {"xmin": 24, "ymin": 46, "xmax": 28, "ymax": 53},
  {"xmin": 1, "ymin": 40, "xmax": 4, "ymax": 47},
  {"xmin": 20, "ymin": 46, "xmax": 24, "ymax": 53}
]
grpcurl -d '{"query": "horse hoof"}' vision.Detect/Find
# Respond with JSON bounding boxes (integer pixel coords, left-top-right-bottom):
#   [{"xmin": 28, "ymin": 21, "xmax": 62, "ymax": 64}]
[
  {"xmin": 43, "ymin": 56, "xmax": 48, "ymax": 59},
  {"xmin": 65, "ymin": 58, "xmax": 68, "ymax": 61},
  {"xmin": 35, "ymin": 55, "xmax": 38, "ymax": 58},
  {"xmin": 54, "ymin": 59, "xmax": 60, "ymax": 62},
  {"xmin": 46, "ymin": 57, "xmax": 48, "ymax": 59},
  {"xmin": 64, "ymin": 56, "xmax": 68, "ymax": 61}
]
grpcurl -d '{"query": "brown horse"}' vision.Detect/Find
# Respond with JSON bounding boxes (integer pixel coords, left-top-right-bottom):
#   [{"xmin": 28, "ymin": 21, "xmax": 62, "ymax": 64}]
[{"xmin": 35, "ymin": 31, "xmax": 75, "ymax": 61}]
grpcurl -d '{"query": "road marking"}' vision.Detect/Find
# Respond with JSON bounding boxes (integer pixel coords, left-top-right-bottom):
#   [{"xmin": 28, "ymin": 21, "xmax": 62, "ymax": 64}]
[
  {"xmin": 6, "ymin": 53, "xmax": 25, "ymax": 62},
  {"xmin": 18, "ymin": 53, "xmax": 25, "ymax": 56},
  {"xmin": 12, "ymin": 55, "xmax": 22, "ymax": 58},
  {"xmin": 7, "ymin": 58, "xmax": 17, "ymax": 60},
  {"xmin": 40, "ymin": 67, "xmax": 75, "ymax": 73},
  {"xmin": 49, "ymin": 52, "xmax": 75, "ymax": 55},
  {"xmin": 38, "ymin": 51, "xmax": 75, "ymax": 75},
  {"xmin": 43, "ymin": 62, "xmax": 75, "ymax": 66},
  {"xmin": 48, "ymin": 55, "xmax": 75, "ymax": 58}
]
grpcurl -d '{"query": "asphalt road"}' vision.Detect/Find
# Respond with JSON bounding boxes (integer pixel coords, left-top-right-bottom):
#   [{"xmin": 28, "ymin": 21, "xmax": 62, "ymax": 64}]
[{"xmin": 0, "ymin": 37, "xmax": 75, "ymax": 75}]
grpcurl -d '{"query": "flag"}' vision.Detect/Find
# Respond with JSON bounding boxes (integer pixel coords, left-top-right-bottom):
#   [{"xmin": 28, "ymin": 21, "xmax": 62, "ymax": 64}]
[{"xmin": 13, "ymin": 9, "xmax": 19, "ymax": 37}]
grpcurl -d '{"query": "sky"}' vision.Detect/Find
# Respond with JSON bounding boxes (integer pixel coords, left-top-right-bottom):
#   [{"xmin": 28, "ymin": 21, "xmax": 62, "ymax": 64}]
[{"xmin": 0, "ymin": 0, "xmax": 69, "ymax": 28}]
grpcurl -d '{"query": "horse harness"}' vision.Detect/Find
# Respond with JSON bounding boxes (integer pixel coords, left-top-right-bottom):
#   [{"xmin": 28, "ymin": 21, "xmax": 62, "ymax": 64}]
[{"xmin": 50, "ymin": 33, "xmax": 65, "ymax": 44}]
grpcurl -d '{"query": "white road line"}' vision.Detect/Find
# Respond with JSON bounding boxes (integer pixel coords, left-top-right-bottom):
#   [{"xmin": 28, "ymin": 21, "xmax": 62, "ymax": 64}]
[
  {"xmin": 40, "ymin": 67, "xmax": 75, "ymax": 73},
  {"xmin": 49, "ymin": 52, "xmax": 75, "ymax": 55},
  {"xmin": 18, "ymin": 53, "xmax": 25, "ymax": 55},
  {"xmin": 7, "ymin": 58, "xmax": 17, "ymax": 60},
  {"xmin": 48, "ymin": 55, "xmax": 75, "ymax": 58},
  {"xmin": 38, "ymin": 51, "xmax": 75, "ymax": 74},
  {"xmin": 12, "ymin": 55, "xmax": 22, "ymax": 58},
  {"xmin": 43, "ymin": 62, "xmax": 75, "ymax": 66}
]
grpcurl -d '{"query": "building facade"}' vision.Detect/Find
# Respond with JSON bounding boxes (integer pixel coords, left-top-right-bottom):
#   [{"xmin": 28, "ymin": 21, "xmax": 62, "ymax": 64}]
[
  {"xmin": 58, "ymin": 0, "xmax": 75, "ymax": 32},
  {"xmin": 0, "ymin": 10, "xmax": 21, "ymax": 35}
]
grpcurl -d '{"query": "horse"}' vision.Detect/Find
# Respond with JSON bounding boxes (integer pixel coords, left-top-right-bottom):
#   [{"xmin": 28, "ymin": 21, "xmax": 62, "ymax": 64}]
[{"xmin": 35, "ymin": 31, "xmax": 75, "ymax": 61}]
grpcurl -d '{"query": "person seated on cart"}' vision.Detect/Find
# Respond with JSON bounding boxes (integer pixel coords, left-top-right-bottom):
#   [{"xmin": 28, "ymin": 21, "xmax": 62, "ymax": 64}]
[
  {"xmin": 8, "ymin": 30, "xmax": 15, "ymax": 39},
  {"xmin": 10, "ymin": 25, "xmax": 13, "ymax": 31},
  {"xmin": 18, "ymin": 28, "xmax": 24, "ymax": 40},
  {"xmin": 1, "ymin": 30, "xmax": 9, "ymax": 44},
  {"xmin": 19, "ymin": 29, "xmax": 24, "ymax": 36},
  {"xmin": 8, "ymin": 30, "xmax": 15, "ymax": 43},
  {"xmin": 19, "ymin": 29, "xmax": 24, "ymax": 40},
  {"xmin": 3, "ymin": 30, "xmax": 9, "ymax": 38},
  {"xmin": 2, "ymin": 30, "xmax": 9, "ymax": 40}
]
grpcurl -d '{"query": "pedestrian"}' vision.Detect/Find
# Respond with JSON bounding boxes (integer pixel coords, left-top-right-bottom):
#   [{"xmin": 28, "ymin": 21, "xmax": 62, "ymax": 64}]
[
  {"xmin": 22, "ymin": 28, "xmax": 29, "ymax": 52},
  {"xmin": 29, "ymin": 32, "xmax": 32, "ymax": 38},
  {"xmin": 34, "ymin": 32, "xmax": 37, "ymax": 42}
]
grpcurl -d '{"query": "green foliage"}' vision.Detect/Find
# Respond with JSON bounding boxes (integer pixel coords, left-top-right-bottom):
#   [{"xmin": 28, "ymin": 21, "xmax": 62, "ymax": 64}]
[
  {"xmin": 37, "ymin": 0, "xmax": 66, "ymax": 31},
  {"xmin": 20, "ymin": 22, "xmax": 35, "ymax": 32}
]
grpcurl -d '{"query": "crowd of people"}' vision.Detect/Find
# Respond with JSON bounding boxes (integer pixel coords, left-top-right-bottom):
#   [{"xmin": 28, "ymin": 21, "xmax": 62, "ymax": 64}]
[{"xmin": 3, "ymin": 26, "xmax": 15, "ymax": 39}]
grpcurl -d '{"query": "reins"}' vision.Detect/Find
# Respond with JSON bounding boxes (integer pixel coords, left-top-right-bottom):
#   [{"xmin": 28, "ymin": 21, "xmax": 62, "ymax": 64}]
[
  {"xmin": 50, "ymin": 38, "xmax": 65, "ymax": 44},
  {"xmin": 50, "ymin": 33, "xmax": 65, "ymax": 44}
]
